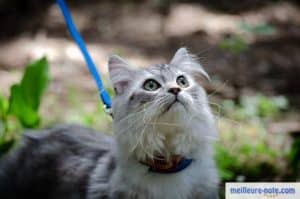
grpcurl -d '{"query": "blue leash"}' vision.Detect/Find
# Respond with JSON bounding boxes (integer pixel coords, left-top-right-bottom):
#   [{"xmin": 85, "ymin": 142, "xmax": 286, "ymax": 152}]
[{"xmin": 56, "ymin": 0, "xmax": 112, "ymax": 114}]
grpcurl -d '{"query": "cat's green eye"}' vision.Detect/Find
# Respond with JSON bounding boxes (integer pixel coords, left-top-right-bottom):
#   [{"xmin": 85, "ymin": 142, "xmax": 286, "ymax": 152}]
[
  {"xmin": 176, "ymin": 75, "xmax": 189, "ymax": 88},
  {"xmin": 143, "ymin": 79, "xmax": 160, "ymax": 91}
]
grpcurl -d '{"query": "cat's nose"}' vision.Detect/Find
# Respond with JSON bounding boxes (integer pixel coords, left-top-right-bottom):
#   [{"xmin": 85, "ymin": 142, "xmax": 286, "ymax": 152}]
[{"xmin": 168, "ymin": 87, "xmax": 181, "ymax": 95}]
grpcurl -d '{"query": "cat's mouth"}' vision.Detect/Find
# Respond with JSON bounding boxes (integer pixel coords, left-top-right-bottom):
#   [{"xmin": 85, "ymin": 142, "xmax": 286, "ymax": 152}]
[{"xmin": 161, "ymin": 98, "xmax": 185, "ymax": 115}]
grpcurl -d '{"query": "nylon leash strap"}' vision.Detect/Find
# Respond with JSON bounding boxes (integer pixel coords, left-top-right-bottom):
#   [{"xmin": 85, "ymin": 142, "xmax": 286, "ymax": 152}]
[{"xmin": 56, "ymin": 0, "xmax": 112, "ymax": 115}]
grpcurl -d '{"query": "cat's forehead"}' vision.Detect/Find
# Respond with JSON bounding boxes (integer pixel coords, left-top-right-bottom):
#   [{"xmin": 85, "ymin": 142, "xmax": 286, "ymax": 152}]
[{"xmin": 142, "ymin": 64, "xmax": 181, "ymax": 80}]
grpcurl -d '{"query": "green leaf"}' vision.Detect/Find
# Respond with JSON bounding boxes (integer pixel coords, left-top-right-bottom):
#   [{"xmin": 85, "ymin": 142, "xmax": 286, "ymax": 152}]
[
  {"xmin": 8, "ymin": 57, "xmax": 50, "ymax": 128},
  {"xmin": 9, "ymin": 85, "xmax": 40, "ymax": 128},
  {"xmin": 20, "ymin": 57, "xmax": 50, "ymax": 110},
  {"xmin": 0, "ymin": 93, "xmax": 8, "ymax": 119}
]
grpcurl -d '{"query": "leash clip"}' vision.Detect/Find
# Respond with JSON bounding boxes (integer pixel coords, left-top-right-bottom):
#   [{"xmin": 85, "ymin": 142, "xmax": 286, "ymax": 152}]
[{"xmin": 104, "ymin": 105, "xmax": 113, "ymax": 117}]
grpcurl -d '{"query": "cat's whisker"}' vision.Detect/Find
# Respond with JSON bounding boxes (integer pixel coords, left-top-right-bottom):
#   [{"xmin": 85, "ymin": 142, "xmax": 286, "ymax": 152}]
[
  {"xmin": 132, "ymin": 97, "xmax": 175, "ymax": 159},
  {"xmin": 132, "ymin": 107, "xmax": 157, "ymax": 156},
  {"xmin": 147, "ymin": 122, "xmax": 181, "ymax": 127}
]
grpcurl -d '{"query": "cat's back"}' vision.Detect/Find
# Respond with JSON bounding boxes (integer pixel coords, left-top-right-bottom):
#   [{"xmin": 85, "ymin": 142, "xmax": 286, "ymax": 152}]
[{"xmin": 0, "ymin": 124, "xmax": 115, "ymax": 199}]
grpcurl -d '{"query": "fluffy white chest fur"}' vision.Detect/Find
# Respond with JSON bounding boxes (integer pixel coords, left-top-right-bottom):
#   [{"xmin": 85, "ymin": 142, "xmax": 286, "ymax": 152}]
[
  {"xmin": 101, "ymin": 108, "xmax": 219, "ymax": 199},
  {"xmin": 109, "ymin": 146, "xmax": 219, "ymax": 199}
]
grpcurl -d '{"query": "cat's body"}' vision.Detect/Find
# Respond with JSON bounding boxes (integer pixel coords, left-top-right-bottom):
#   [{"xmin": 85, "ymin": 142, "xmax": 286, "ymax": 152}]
[
  {"xmin": 0, "ymin": 125, "xmax": 115, "ymax": 199},
  {"xmin": 0, "ymin": 48, "xmax": 219, "ymax": 199}
]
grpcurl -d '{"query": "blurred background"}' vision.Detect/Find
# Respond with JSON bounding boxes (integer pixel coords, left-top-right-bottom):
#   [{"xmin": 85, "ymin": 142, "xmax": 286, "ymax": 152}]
[{"xmin": 0, "ymin": 0, "xmax": 299, "ymax": 195}]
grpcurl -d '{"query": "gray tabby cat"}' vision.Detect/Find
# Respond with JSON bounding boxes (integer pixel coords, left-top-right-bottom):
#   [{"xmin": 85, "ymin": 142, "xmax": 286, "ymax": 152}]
[{"xmin": 0, "ymin": 48, "xmax": 219, "ymax": 199}]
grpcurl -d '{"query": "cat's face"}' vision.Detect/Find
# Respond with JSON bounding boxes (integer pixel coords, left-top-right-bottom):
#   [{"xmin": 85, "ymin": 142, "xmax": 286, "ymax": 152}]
[{"xmin": 109, "ymin": 48, "xmax": 216, "ymax": 161}]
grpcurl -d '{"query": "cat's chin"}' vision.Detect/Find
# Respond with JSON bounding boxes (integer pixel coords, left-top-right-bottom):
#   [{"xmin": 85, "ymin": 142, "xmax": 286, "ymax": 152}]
[{"xmin": 171, "ymin": 101, "xmax": 186, "ymax": 112}]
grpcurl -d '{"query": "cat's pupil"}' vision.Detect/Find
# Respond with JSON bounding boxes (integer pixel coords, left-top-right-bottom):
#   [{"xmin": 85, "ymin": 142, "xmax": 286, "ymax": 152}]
[{"xmin": 176, "ymin": 75, "xmax": 189, "ymax": 88}]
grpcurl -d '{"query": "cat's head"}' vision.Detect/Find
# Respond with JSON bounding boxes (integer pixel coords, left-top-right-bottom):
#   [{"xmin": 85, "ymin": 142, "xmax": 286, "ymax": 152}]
[{"xmin": 108, "ymin": 47, "xmax": 217, "ymax": 161}]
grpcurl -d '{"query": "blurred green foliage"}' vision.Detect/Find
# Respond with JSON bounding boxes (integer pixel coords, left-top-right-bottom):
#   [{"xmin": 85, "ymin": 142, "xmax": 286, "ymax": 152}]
[
  {"xmin": 222, "ymin": 95, "xmax": 288, "ymax": 120},
  {"xmin": 288, "ymin": 138, "xmax": 300, "ymax": 178},
  {"xmin": 0, "ymin": 57, "xmax": 49, "ymax": 156},
  {"xmin": 219, "ymin": 23, "xmax": 276, "ymax": 54},
  {"xmin": 215, "ymin": 95, "xmax": 290, "ymax": 181},
  {"xmin": 219, "ymin": 35, "xmax": 248, "ymax": 54},
  {"xmin": 239, "ymin": 23, "xmax": 277, "ymax": 35},
  {"xmin": 216, "ymin": 141, "xmax": 279, "ymax": 181}
]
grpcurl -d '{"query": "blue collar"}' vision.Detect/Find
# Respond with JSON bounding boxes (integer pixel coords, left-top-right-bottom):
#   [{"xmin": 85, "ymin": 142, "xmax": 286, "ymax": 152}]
[{"xmin": 142, "ymin": 156, "xmax": 193, "ymax": 174}]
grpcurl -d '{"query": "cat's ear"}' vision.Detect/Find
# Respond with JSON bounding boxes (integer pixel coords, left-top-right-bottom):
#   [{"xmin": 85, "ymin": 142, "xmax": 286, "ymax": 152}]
[
  {"xmin": 108, "ymin": 55, "xmax": 135, "ymax": 95},
  {"xmin": 170, "ymin": 47, "xmax": 210, "ymax": 81}
]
